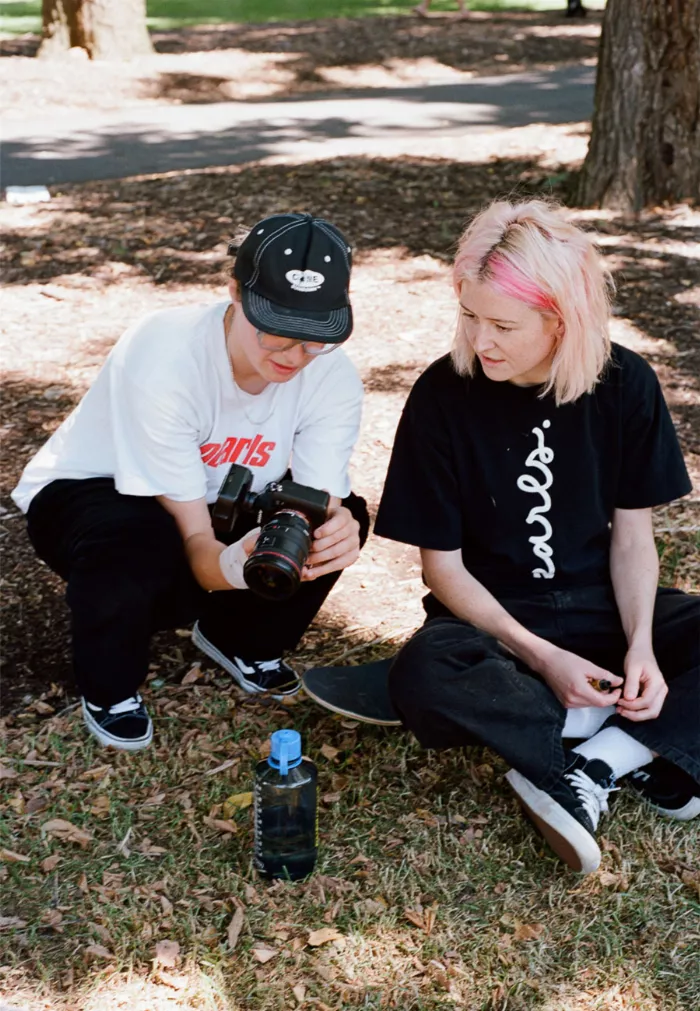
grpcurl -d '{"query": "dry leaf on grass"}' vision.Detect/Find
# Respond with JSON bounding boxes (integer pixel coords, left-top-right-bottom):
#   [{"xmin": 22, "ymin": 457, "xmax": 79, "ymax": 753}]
[
  {"xmin": 181, "ymin": 664, "xmax": 203, "ymax": 685},
  {"xmin": 512, "ymin": 922, "xmax": 545, "ymax": 942},
  {"xmin": 0, "ymin": 763, "xmax": 18, "ymax": 780},
  {"xmin": 598, "ymin": 870, "xmax": 629, "ymax": 891},
  {"xmin": 85, "ymin": 943, "xmax": 114, "ymax": 960},
  {"xmin": 405, "ymin": 904, "xmax": 438, "ymax": 935},
  {"xmin": 320, "ymin": 743, "xmax": 339, "ymax": 761},
  {"xmin": 41, "ymin": 818, "xmax": 92, "ymax": 848},
  {"xmin": 227, "ymin": 906, "xmax": 245, "ymax": 951},
  {"xmin": 0, "ymin": 917, "xmax": 27, "ymax": 930},
  {"xmin": 292, "ymin": 983, "xmax": 306, "ymax": 1003},
  {"xmin": 0, "ymin": 847, "xmax": 31, "ymax": 863},
  {"xmin": 252, "ymin": 945, "xmax": 277, "ymax": 964},
  {"xmin": 223, "ymin": 791, "xmax": 253, "ymax": 814},
  {"xmin": 40, "ymin": 853, "xmax": 61, "ymax": 873},
  {"xmin": 154, "ymin": 939, "xmax": 181, "ymax": 967},
  {"xmin": 203, "ymin": 816, "xmax": 238, "ymax": 835},
  {"xmin": 90, "ymin": 795, "xmax": 111, "ymax": 818},
  {"xmin": 307, "ymin": 926, "xmax": 345, "ymax": 947}
]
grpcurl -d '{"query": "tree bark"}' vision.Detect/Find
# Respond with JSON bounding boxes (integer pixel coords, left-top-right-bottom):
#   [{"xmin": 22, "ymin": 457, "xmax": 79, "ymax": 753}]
[
  {"xmin": 578, "ymin": 0, "xmax": 700, "ymax": 211},
  {"xmin": 38, "ymin": 0, "xmax": 153, "ymax": 61}
]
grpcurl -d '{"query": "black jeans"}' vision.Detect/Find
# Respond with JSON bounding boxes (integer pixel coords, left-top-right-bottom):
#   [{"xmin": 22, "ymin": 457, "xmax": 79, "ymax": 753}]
[
  {"xmin": 389, "ymin": 586, "xmax": 700, "ymax": 790},
  {"xmin": 26, "ymin": 478, "xmax": 369, "ymax": 707}
]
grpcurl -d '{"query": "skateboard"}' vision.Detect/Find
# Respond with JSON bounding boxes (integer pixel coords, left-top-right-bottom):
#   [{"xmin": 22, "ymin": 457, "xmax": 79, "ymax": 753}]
[{"xmin": 301, "ymin": 658, "xmax": 402, "ymax": 726}]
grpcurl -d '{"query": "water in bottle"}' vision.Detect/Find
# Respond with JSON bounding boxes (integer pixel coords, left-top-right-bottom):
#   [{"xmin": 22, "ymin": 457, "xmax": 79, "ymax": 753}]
[{"xmin": 253, "ymin": 729, "xmax": 318, "ymax": 881}]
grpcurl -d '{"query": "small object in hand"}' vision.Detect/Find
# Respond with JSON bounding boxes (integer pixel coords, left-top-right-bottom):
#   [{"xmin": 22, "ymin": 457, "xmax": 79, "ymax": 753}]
[{"xmin": 589, "ymin": 678, "xmax": 613, "ymax": 693}]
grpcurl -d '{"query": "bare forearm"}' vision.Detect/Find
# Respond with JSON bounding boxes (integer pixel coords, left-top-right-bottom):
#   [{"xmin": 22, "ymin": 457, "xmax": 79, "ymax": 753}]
[
  {"xmin": 610, "ymin": 509, "xmax": 658, "ymax": 650},
  {"xmin": 184, "ymin": 533, "xmax": 230, "ymax": 591}
]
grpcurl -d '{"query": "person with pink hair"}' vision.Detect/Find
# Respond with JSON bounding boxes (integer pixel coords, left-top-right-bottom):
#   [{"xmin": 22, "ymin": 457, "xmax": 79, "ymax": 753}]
[{"xmin": 374, "ymin": 199, "xmax": 699, "ymax": 874}]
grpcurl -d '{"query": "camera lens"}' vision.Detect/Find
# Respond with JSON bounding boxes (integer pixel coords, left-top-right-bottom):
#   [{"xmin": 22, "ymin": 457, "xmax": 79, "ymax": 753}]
[{"xmin": 243, "ymin": 511, "xmax": 313, "ymax": 601}]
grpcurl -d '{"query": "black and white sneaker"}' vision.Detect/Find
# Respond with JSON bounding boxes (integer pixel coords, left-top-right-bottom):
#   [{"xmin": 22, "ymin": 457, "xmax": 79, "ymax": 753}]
[
  {"xmin": 192, "ymin": 621, "xmax": 300, "ymax": 699},
  {"xmin": 628, "ymin": 758, "xmax": 700, "ymax": 821},
  {"xmin": 82, "ymin": 694, "xmax": 153, "ymax": 751},
  {"xmin": 505, "ymin": 752, "xmax": 617, "ymax": 874}
]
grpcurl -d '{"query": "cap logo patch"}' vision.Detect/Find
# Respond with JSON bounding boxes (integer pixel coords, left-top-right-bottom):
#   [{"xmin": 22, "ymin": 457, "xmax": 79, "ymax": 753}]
[{"xmin": 286, "ymin": 269, "xmax": 325, "ymax": 292}]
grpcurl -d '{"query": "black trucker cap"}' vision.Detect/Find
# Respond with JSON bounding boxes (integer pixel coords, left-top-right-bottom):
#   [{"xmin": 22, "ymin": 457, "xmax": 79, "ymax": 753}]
[{"xmin": 232, "ymin": 213, "xmax": 353, "ymax": 343}]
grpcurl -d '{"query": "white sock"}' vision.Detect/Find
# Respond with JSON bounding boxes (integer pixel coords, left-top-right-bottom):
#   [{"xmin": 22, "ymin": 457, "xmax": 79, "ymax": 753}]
[
  {"xmin": 562, "ymin": 706, "xmax": 615, "ymax": 739},
  {"xmin": 573, "ymin": 726, "xmax": 655, "ymax": 780}
]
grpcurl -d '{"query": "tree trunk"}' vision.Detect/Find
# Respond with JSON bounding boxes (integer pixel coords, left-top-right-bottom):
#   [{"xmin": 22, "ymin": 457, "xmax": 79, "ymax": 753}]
[
  {"xmin": 578, "ymin": 0, "xmax": 700, "ymax": 211},
  {"xmin": 38, "ymin": 0, "xmax": 153, "ymax": 61}
]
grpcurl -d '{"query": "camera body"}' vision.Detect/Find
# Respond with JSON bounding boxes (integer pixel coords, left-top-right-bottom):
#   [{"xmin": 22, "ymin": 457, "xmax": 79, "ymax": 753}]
[{"xmin": 212, "ymin": 464, "xmax": 329, "ymax": 601}]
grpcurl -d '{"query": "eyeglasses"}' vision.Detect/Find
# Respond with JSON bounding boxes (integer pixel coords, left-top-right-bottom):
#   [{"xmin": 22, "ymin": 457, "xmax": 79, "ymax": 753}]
[{"xmin": 256, "ymin": 330, "xmax": 340, "ymax": 357}]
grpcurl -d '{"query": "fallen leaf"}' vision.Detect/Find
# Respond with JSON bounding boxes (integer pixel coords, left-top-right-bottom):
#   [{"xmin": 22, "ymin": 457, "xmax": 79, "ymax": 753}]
[
  {"xmin": 598, "ymin": 870, "xmax": 629, "ymax": 891},
  {"xmin": 227, "ymin": 906, "xmax": 245, "ymax": 951},
  {"xmin": 42, "ymin": 909, "xmax": 63, "ymax": 931},
  {"xmin": 160, "ymin": 894, "xmax": 174, "ymax": 916},
  {"xmin": 0, "ymin": 848, "xmax": 30, "ymax": 863},
  {"xmin": 320, "ymin": 743, "xmax": 339, "ymax": 761},
  {"xmin": 77, "ymin": 872, "xmax": 89, "ymax": 893},
  {"xmin": 292, "ymin": 983, "xmax": 306, "ymax": 1003},
  {"xmin": 85, "ymin": 943, "xmax": 114, "ymax": 960},
  {"xmin": 32, "ymin": 700, "xmax": 55, "ymax": 715},
  {"xmin": 252, "ymin": 945, "xmax": 277, "ymax": 963},
  {"xmin": 141, "ymin": 793, "xmax": 167, "ymax": 808},
  {"xmin": 41, "ymin": 854, "xmax": 61, "ymax": 873},
  {"xmin": 90, "ymin": 795, "xmax": 111, "ymax": 818},
  {"xmin": 203, "ymin": 817, "xmax": 238, "ymax": 835},
  {"xmin": 307, "ymin": 927, "xmax": 344, "ymax": 947},
  {"xmin": 513, "ymin": 922, "xmax": 544, "ymax": 942},
  {"xmin": 154, "ymin": 939, "xmax": 181, "ymax": 968},
  {"xmin": 322, "ymin": 792, "xmax": 341, "ymax": 804},
  {"xmin": 0, "ymin": 764, "xmax": 18, "ymax": 780},
  {"xmin": 42, "ymin": 818, "xmax": 92, "ymax": 848},
  {"xmin": 223, "ymin": 791, "xmax": 253, "ymax": 814},
  {"xmin": 181, "ymin": 664, "xmax": 203, "ymax": 685},
  {"xmin": 0, "ymin": 917, "xmax": 27, "ymax": 930}
]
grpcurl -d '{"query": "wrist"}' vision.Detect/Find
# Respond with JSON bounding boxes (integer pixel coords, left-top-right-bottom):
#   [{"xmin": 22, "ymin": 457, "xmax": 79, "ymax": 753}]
[{"xmin": 499, "ymin": 626, "xmax": 558, "ymax": 675}]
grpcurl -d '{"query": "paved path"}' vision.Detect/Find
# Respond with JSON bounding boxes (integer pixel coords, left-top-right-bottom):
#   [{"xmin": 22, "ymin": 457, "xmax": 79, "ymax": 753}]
[{"xmin": 1, "ymin": 65, "xmax": 593, "ymax": 186}]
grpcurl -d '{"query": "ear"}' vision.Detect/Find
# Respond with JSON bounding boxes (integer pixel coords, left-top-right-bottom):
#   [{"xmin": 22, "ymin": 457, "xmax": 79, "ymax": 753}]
[{"xmin": 228, "ymin": 279, "xmax": 241, "ymax": 305}]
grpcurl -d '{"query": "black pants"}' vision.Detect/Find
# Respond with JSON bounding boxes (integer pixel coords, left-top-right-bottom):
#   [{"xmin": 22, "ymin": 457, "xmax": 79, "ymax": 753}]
[
  {"xmin": 26, "ymin": 478, "xmax": 369, "ymax": 707},
  {"xmin": 389, "ymin": 586, "xmax": 700, "ymax": 790}
]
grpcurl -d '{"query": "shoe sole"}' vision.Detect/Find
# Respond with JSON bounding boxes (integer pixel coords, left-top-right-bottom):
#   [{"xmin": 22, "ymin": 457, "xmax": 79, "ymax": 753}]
[
  {"xmin": 192, "ymin": 621, "xmax": 300, "ymax": 701},
  {"xmin": 302, "ymin": 677, "xmax": 402, "ymax": 726},
  {"xmin": 635, "ymin": 793, "xmax": 700, "ymax": 822},
  {"xmin": 505, "ymin": 769, "xmax": 601, "ymax": 874},
  {"xmin": 82, "ymin": 700, "xmax": 153, "ymax": 752}
]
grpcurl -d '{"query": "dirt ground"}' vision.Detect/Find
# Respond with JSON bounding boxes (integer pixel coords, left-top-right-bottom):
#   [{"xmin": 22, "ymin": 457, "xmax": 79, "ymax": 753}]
[{"xmin": 0, "ymin": 11, "xmax": 602, "ymax": 117}]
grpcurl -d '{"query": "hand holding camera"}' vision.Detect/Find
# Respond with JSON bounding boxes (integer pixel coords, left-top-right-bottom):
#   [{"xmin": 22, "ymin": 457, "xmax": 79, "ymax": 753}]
[{"xmin": 213, "ymin": 464, "xmax": 330, "ymax": 600}]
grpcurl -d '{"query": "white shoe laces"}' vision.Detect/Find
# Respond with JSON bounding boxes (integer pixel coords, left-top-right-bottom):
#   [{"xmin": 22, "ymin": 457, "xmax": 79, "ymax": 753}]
[
  {"xmin": 256, "ymin": 659, "xmax": 283, "ymax": 673},
  {"xmin": 106, "ymin": 695, "xmax": 143, "ymax": 716},
  {"xmin": 565, "ymin": 767, "xmax": 618, "ymax": 829}
]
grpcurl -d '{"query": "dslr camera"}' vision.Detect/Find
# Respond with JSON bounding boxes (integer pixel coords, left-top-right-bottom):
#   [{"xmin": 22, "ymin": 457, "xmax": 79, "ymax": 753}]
[{"xmin": 212, "ymin": 464, "xmax": 329, "ymax": 601}]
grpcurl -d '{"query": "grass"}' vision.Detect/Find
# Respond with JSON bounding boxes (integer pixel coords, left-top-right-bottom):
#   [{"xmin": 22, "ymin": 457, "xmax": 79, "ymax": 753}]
[
  {"xmin": 0, "ymin": 0, "xmax": 608, "ymax": 36},
  {"xmin": 2, "ymin": 666, "xmax": 699, "ymax": 1011}
]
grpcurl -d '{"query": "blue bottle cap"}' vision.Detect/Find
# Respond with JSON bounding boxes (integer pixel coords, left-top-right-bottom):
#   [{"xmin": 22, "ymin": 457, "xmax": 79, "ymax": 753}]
[{"xmin": 268, "ymin": 729, "xmax": 302, "ymax": 776}]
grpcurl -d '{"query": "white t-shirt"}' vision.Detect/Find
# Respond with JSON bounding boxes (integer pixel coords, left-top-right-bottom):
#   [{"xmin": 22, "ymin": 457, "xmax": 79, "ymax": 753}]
[{"xmin": 12, "ymin": 300, "xmax": 364, "ymax": 512}]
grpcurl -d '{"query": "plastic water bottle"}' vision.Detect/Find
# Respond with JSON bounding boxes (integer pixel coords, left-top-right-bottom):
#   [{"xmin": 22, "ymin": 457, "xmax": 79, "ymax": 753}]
[{"xmin": 253, "ymin": 729, "xmax": 318, "ymax": 881}]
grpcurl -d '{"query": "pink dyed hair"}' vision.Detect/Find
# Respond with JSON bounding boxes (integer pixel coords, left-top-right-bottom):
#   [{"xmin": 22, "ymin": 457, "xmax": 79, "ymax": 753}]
[{"xmin": 451, "ymin": 200, "xmax": 613, "ymax": 404}]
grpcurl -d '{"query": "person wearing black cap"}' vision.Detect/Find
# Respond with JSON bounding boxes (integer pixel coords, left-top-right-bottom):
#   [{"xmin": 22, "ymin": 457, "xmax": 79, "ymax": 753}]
[{"xmin": 12, "ymin": 213, "xmax": 368, "ymax": 751}]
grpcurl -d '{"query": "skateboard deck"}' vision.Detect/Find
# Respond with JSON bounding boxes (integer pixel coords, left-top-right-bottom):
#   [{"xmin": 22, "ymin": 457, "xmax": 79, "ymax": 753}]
[{"xmin": 302, "ymin": 658, "xmax": 402, "ymax": 726}]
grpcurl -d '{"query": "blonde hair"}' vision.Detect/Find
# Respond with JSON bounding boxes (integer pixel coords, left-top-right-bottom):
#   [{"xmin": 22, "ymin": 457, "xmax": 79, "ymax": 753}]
[{"xmin": 451, "ymin": 200, "xmax": 613, "ymax": 404}]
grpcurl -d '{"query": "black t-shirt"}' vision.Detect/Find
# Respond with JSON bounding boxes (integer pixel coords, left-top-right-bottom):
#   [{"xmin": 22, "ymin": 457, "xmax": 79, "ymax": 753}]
[{"xmin": 374, "ymin": 343, "xmax": 691, "ymax": 597}]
